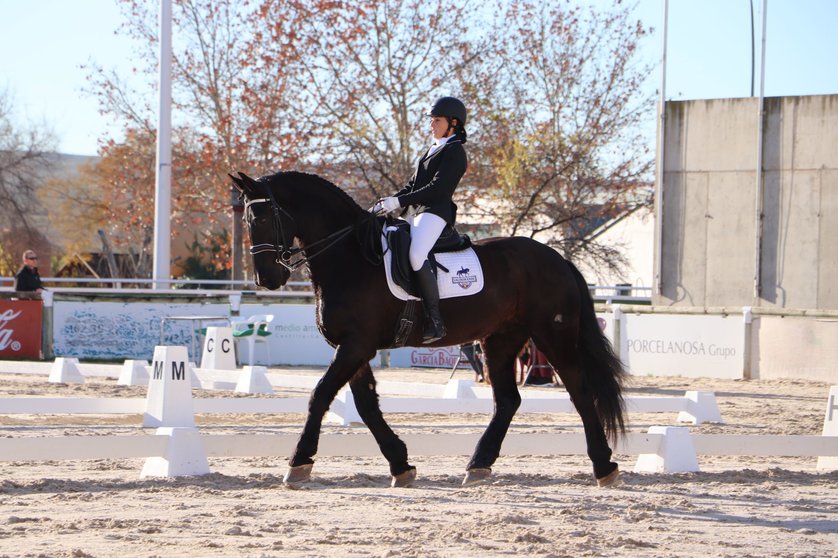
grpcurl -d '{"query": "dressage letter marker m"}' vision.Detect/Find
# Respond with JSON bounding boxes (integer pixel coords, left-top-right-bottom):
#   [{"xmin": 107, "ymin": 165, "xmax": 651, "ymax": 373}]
[
  {"xmin": 143, "ymin": 346, "xmax": 196, "ymax": 428},
  {"xmin": 153, "ymin": 360, "xmax": 164, "ymax": 380},
  {"xmin": 172, "ymin": 360, "xmax": 185, "ymax": 381}
]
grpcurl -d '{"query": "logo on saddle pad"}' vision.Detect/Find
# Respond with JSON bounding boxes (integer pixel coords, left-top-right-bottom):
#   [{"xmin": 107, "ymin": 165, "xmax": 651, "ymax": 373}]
[{"xmin": 452, "ymin": 266, "xmax": 478, "ymax": 290}]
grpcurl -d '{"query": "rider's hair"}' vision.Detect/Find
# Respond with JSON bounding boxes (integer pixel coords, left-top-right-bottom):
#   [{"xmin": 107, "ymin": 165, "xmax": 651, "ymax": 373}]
[{"xmin": 452, "ymin": 120, "xmax": 468, "ymax": 144}]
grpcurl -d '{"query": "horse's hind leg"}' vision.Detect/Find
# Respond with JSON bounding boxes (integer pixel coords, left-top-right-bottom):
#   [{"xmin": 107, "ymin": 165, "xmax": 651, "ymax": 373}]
[
  {"xmin": 464, "ymin": 329, "xmax": 528, "ymax": 485},
  {"xmin": 532, "ymin": 328, "xmax": 619, "ymax": 484},
  {"xmin": 350, "ymin": 363, "xmax": 416, "ymax": 487}
]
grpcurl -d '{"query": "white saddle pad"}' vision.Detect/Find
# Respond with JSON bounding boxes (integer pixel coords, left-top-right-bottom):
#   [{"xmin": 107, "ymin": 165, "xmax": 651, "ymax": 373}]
[{"xmin": 382, "ymin": 231, "xmax": 484, "ymax": 301}]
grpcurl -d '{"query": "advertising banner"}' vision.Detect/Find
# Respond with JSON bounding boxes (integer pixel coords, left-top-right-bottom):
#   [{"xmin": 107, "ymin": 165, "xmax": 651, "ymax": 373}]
[
  {"xmin": 53, "ymin": 301, "xmax": 229, "ymax": 361},
  {"xmin": 0, "ymin": 300, "xmax": 43, "ymax": 359},
  {"xmin": 237, "ymin": 304, "xmax": 337, "ymax": 366},
  {"xmin": 621, "ymin": 313, "xmax": 744, "ymax": 378},
  {"xmin": 389, "ymin": 345, "xmax": 464, "ymax": 369}
]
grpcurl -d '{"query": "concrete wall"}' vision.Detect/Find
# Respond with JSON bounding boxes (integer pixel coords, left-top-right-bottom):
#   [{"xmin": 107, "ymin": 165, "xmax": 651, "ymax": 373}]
[
  {"xmin": 752, "ymin": 315, "xmax": 838, "ymax": 382},
  {"xmin": 655, "ymin": 94, "xmax": 838, "ymax": 310}
]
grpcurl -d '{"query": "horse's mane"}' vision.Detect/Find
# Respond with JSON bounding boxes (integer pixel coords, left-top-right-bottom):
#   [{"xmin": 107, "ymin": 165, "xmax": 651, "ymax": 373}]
[
  {"xmin": 259, "ymin": 170, "xmax": 364, "ymax": 214},
  {"xmin": 260, "ymin": 170, "xmax": 383, "ymax": 264}
]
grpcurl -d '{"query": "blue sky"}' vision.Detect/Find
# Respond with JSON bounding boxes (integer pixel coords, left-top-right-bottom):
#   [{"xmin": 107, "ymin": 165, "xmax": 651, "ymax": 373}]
[{"xmin": 1, "ymin": 0, "xmax": 836, "ymax": 156}]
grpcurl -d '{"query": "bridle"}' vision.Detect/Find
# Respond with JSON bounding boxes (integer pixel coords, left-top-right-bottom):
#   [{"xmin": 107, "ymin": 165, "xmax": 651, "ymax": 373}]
[{"xmin": 244, "ymin": 190, "xmax": 356, "ymax": 272}]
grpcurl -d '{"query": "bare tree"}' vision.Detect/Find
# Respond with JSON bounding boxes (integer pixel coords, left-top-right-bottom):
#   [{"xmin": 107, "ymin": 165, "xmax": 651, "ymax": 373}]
[
  {"xmin": 461, "ymin": 1, "xmax": 654, "ymax": 278},
  {"xmin": 0, "ymin": 89, "xmax": 58, "ymax": 275},
  {"xmin": 252, "ymin": 0, "xmax": 489, "ymax": 203}
]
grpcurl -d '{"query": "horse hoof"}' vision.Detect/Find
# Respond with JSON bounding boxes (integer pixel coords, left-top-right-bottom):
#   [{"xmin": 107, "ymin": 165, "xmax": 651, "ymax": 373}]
[
  {"xmin": 391, "ymin": 468, "xmax": 417, "ymax": 488},
  {"xmin": 283, "ymin": 463, "xmax": 313, "ymax": 485},
  {"xmin": 462, "ymin": 468, "xmax": 492, "ymax": 486},
  {"xmin": 596, "ymin": 467, "xmax": 622, "ymax": 488}
]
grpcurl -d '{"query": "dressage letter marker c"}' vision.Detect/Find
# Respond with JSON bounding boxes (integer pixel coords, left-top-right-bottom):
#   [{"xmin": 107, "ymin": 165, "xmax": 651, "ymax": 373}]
[
  {"xmin": 207, "ymin": 338, "xmax": 230, "ymax": 353},
  {"xmin": 200, "ymin": 327, "xmax": 237, "ymax": 370}
]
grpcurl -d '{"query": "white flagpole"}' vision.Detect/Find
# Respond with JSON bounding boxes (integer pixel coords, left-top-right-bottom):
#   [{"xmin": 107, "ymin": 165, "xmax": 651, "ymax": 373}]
[{"xmin": 152, "ymin": 0, "xmax": 172, "ymax": 289}]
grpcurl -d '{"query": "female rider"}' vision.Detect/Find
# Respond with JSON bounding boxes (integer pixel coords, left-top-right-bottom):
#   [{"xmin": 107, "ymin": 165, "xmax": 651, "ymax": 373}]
[{"xmin": 375, "ymin": 96, "xmax": 468, "ymax": 344}]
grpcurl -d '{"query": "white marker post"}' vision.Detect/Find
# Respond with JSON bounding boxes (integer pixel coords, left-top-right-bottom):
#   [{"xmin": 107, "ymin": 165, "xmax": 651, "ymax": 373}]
[
  {"xmin": 817, "ymin": 386, "xmax": 838, "ymax": 471},
  {"xmin": 143, "ymin": 346, "xmax": 196, "ymax": 428},
  {"xmin": 141, "ymin": 345, "xmax": 209, "ymax": 477},
  {"xmin": 118, "ymin": 360, "xmax": 150, "ymax": 386},
  {"xmin": 442, "ymin": 379, "xmax": 477, "ymax": 399},
  {"xmin": 200, "ymin": 326, "xmax": 237, "ymax": 370},
  {"xmin": 326, "ymin": 388, "xmax": 363, "ymax": 426},
  {"xmin": 676, "ymin": 391, "xmax": 723, "ymax": 424},
  {"xmin": 48, "ymin": 357, "xmax": 84, "ymax": 384},
  {"xmin": 235, "ymin": 365, "xmax": 274, "ymax": 394},
  {"xmin": 634, "ymin": 426, "xmax": 700, "ymax": 473}
]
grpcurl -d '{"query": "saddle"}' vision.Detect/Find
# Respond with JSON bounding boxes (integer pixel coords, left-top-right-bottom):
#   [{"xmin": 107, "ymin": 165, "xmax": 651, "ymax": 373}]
[{"xmin": 385, "ymin": 220, "xmax": 472, "ymax": 298}]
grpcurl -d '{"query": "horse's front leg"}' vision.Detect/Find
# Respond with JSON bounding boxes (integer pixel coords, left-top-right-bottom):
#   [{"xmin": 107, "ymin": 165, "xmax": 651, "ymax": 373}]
[
  {"xmin": 285, "ymin": 343, "xmax": 372, "ymax": 484},
  {"xmin": 463, "ymin": 330, "xmax": 527, "ymax": 485},
  {"xmin": 349, "ymin": 363, "xmax": 416, "ymax": 487}
]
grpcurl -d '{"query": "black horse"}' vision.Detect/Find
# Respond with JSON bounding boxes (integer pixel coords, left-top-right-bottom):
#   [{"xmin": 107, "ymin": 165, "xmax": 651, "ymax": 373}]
[{"xmin": 230, "ymin": 170, "xmax": 626, "ymax": 488}]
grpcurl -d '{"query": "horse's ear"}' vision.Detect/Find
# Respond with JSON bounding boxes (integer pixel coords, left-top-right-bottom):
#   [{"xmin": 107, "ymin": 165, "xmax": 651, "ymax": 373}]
[
  {"xmin": 229, "ymin": 172, "xmax": 257, "ymax": 195},
  {"xmin": 228, "ymin": 173, "xmax": 244, "ymax": 191},
  {"xmin": 237, "ymin": 171, "xmax": 257, "ymax": 185}
]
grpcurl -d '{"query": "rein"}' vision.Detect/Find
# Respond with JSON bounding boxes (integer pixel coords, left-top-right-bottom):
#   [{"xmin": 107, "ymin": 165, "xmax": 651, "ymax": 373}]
[{"xmin": 245, "ymin": 195, "xmax": 380, "ymax": 272}]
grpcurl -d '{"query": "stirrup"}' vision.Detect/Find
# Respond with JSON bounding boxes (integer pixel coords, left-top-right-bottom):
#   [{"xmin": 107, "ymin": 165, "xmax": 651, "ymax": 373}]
[{"xmin": 422, "ymin": 322, "xmax": 446, "ymax": 344}]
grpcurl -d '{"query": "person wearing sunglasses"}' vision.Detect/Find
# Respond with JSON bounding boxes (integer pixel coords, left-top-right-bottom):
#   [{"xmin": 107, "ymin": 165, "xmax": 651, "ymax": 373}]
[{"xmin": 14, "ymin": 250, "xmax": 45, "ymax": 293}]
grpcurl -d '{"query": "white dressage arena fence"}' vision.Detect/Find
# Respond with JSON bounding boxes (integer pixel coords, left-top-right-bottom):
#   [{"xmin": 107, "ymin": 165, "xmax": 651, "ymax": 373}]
[{"xmin": 0, "ymin": 346, "xmax": 836, "ymax": 478}]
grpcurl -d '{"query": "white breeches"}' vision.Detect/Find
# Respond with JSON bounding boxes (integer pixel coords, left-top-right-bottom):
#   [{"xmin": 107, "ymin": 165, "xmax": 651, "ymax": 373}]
[{"xmin": 405, "ymin": 212, "xmax": 447, "ymax": 271}]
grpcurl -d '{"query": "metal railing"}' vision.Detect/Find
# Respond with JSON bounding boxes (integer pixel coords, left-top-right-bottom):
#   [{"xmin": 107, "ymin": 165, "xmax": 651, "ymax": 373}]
[
  {"xmin": 1, "ymin": 277, "xmax": 652, "ymax": 303},
  {"xmin": 0, "ymin": 277, "xmax": 314, "ymax": 298},
  {"xmin": 588, "ymin": 284, "xmax": 652, "ymax": 305}
]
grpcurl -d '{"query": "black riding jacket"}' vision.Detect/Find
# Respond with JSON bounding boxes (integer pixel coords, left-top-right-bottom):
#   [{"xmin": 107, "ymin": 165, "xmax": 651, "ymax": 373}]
[{"xmin": 394, "ymin": 137, "xmax": 467, "ymax": 225}]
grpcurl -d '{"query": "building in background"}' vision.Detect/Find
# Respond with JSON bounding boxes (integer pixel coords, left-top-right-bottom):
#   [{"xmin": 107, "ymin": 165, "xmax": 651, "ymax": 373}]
[{"xmin": 656, "ymin": 94, "xmax": 837, "ymax": 310}]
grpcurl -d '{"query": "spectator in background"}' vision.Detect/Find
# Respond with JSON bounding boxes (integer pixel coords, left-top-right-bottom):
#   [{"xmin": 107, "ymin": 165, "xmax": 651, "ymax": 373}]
[
  {"xmin": 14, "ymin": 250, "xmax": 45, "ymax": 293},
  {"xmin": 460, "ymin": 341, "xmax": 485, "ymax": 383}
]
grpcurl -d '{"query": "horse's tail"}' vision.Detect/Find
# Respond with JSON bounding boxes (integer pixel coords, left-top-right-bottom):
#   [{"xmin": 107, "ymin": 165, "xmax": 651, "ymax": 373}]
[{"xmin": 566, "ymin": 260, "xmax": 627, "ymax": 442}]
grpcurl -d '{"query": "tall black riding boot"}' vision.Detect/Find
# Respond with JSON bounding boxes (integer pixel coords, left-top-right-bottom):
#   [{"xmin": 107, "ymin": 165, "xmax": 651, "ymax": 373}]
[{"xmin": 415, "ymin": 260, "xmax": 446, "ymax": 344}]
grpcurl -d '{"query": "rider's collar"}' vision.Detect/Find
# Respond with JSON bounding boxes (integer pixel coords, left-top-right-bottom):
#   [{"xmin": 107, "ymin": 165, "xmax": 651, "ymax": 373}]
[{"xmin": 432, "ymin": 134, "xmax": 456, "ymax": 148}]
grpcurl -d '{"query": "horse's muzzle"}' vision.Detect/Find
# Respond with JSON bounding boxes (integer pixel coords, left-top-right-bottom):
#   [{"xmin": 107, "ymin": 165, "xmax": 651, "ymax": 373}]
[{"xmin": 254, "ymin": 268, "xmax": 289, "ymax": 291}]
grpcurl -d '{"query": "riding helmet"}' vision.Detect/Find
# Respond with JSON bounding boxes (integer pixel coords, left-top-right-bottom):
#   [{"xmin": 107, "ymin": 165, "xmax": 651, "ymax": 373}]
[{"xmin": 426, "ymin": 96, "xmax": 467, "ymax": 127}]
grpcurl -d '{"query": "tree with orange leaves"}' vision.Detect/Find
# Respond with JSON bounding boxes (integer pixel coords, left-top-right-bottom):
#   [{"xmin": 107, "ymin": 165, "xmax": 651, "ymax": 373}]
[
  {"xmin": 79, "ymin": 0, "xmax": 654, "ymax": 282},
  {"xmin": 83, "ymin": 0, "xmax": 308, "ymax": 278}
]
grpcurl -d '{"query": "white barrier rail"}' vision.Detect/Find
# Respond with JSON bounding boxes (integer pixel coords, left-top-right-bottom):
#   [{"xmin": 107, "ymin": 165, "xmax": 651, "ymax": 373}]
[
  {"xmin": 691, "ymin": 434, "xmax": 835, "ymax": 456},
  {"xmin": 0, "ymin": 347, "xmax": 834, "ymax": 478},
  {"xmin": 0, "ymin": 431, "xmax": 835, "ymax": 463},
  {"xmin": 0, "ymin": 432, "xmax": 643, "ymax": 461},
  {"xmin": 0, "ymin": 384, "xmax": 722, "ymax": 426},
  {"xmin": 0, "ymin": 397, "xmax": 311, "ymax": 415},
  {"xmin": 0, "ymin": 436, "xmax": 168, "ymax": 461}
]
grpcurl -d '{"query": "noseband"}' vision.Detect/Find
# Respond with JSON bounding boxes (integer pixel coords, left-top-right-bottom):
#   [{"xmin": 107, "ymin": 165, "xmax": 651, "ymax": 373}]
[{"xmin": 244, "ymin": 191, "xmax": 356, "ymax": 272}]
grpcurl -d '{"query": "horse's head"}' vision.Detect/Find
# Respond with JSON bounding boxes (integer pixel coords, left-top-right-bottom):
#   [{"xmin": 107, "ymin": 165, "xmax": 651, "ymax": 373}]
[{"xmin": 229, "ymin": 171, "xmax": 295, "ymax": 290}]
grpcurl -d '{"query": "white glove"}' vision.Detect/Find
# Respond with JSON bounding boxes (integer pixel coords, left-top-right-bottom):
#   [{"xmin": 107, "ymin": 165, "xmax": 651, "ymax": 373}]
[{"xmin": 377, "ymin": 196, "xmax": 401, "ymax": 214}]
